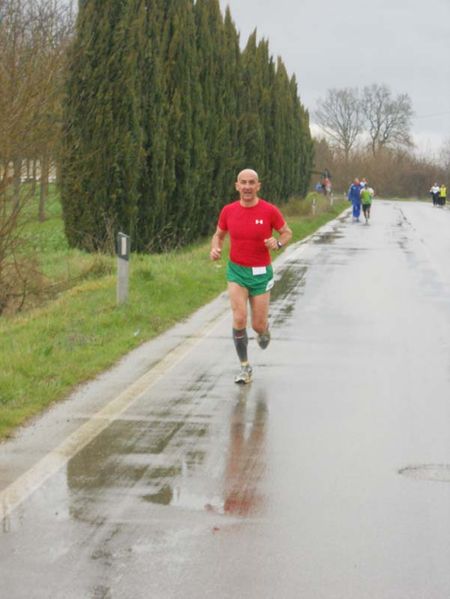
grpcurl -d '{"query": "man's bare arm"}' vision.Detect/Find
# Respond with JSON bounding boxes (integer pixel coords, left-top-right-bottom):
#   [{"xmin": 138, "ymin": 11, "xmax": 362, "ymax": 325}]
[
  {"xmin": 264, "ymin": 222, "xmax": 292, "ymax": 250},
  {"xmin": 277, "ymin": 223, "xmax": 292, "ymax": 247},
  {"xmin": 210, "ymin": 226, "xmax": 227, "ymax": 260}
]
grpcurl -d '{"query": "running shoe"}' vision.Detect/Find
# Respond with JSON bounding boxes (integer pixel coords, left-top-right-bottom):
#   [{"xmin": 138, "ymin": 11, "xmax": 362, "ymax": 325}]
[
  {"xmin": 234, "ymin": 363, "xmax": 253, "ymax": 384},
  {"xmin": 257, "ymin": 330, "xmax": 271, "ymax": 349}
]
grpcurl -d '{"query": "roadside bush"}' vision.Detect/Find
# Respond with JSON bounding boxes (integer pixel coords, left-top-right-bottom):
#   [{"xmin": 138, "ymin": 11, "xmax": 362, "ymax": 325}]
[{"xmin": 282, "ymin": 193, "xmax": 339, "ymax": 218}]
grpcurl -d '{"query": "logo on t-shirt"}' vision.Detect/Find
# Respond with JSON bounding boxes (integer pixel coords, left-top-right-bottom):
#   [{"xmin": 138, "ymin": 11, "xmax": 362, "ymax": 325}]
[{"xmin": 255, "ymin": 219, "xmax": 264, "ymax": 225}]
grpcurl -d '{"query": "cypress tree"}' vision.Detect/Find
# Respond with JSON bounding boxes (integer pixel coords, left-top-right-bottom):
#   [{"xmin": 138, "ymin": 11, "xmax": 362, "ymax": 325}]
[
  {"xmin": 254, "ymin": 38, "xmax": 277, "ymax": 199},
  {"xmin": 238, "ymin": 31, "xmax": 266, "ymax": 178},
  {"xmin": 270, "ymin": 58, "xmax": 290, "ymax": 200},
  {"xmin": 193, "ymin": 0, "xmax": 227, "ymax": 233},
  {"xmin": 134, "ymin": 0, "xmax": 169, "ymax": 252},
  {"xmin": 158, "ymin": 0, "xmax": 205, "ymax": 248},
  {"xmin": 61, "ymin": 0, "xmax": 143, "ymax": 252},
  {"xmin": 287, "ymin": 74, "xmax": 313, "ymax": 198},
  {"xmin": 221, "ymin": 7, "xmax": 242, "ymax": 204},
  {"xmin": 292, "ymin": 78, "xmax": 314, "ymax": 197}
]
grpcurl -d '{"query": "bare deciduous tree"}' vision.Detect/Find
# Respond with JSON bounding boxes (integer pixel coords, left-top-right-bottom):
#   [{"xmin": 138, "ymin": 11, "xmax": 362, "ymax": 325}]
[
  {"xmin": 311, "ymin": 132, "xmax": 447, "ymax": 199},
  {"xmin": 0, "ymin": 0, "xmax": 74, "ymax": 315},
  {"xmin": 314, "ymin": 88, "xmax": 362, "ymax": 162},
  {"xmin": 27, "ymin": 0, "xmax": 75, "ymax": 220},
  {"xmin": 439, "ymin": 137, "xmax": 450, "ymax": 176},
  {"xmin": 361, "ymin": 83, "xmax": 413, "ymax": 155},
  {"xmin": 0, "ymin": 0, "xmax": 74, "ymax": 215}
]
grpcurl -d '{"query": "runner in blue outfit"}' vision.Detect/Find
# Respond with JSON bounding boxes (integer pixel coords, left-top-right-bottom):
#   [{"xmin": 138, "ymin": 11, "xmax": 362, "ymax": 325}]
[{"xmin": 348, "ymin": 178, "xmax": 362, "ymax": 222}]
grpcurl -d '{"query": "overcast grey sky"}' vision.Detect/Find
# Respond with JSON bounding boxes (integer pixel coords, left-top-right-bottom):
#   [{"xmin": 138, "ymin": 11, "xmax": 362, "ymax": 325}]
[{"xmin": 219, "ymin": 0, "xmax": 450, "ymax": 154}]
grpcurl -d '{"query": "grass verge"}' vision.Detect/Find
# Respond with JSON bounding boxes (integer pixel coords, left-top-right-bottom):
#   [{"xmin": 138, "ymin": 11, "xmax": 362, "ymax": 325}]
[{"xmin": 0, "ymin": 192, "xmax": 348, "ymax": 440}]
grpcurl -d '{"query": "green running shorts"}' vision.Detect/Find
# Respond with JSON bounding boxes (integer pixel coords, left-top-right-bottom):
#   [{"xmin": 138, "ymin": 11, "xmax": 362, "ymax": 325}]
[{"xmin": 226, "ymin": 261, "xmax": 274, "ymax": 296}]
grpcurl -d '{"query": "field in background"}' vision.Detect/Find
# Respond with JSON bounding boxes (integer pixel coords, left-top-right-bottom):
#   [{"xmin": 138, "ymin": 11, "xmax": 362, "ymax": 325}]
[{"xmin": 0, "ymin": 190, "xmax": 348, "ymax": 439}]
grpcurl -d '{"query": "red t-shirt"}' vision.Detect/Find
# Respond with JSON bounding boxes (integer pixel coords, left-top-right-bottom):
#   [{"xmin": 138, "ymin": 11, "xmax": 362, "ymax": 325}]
[{"xmin": 218, "ymin": 199, "xmax": 286, "ymax": 267}]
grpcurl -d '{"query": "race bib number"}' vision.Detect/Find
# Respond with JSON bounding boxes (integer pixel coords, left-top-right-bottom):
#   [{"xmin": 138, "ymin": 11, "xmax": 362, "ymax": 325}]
[{"xmin": 252, "ymin": 266, "xmax": 267, "ymax": 276}]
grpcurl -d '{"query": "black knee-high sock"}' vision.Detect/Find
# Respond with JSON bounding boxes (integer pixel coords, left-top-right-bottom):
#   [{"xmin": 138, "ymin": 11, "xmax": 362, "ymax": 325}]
[{"xmin": 232, "ymin": 328, "xmax": 248, "ymax": 363}]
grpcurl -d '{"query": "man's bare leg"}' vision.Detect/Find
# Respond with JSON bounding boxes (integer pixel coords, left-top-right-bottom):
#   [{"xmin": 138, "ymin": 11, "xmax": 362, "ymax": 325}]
[
  {"xmin": 228, "ymin": 282, "xmax": 252, "ymax": 383},
  {"xmin": 249, "ymin": 292, "xmax": 271, "ymax": 349}
]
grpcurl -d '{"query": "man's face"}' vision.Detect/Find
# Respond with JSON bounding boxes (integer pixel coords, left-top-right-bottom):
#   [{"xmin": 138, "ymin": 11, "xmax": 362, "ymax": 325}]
[{"xmin": 235, "ymin": 171, "xmax": 261, "ymax": 204}]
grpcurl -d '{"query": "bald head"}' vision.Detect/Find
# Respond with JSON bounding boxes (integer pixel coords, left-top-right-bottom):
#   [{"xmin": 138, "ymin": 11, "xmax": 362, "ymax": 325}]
[{"xmin": 237, "ymin": 168, "xmax": 259, "ymax": 182}]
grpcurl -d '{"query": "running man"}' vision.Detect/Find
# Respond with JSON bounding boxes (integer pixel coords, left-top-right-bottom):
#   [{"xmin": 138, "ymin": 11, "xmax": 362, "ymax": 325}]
[
  {"xmin": 361, "ymin": 184, "xmax": 374, "ymax": 223},
  {"xmin": 439, "ymin": 183, "xmax": 447, "ymax": 207},
  {"xmin": 348, "ymin": 178, "xmax": 362, "ymax": 222},
  {"xmin": 209, "ymin": 168, "xmax": 292, "ymax": 384},
  {"xmin": 430, "ymin": 183, "xmax": 440, "ymax": 206}
]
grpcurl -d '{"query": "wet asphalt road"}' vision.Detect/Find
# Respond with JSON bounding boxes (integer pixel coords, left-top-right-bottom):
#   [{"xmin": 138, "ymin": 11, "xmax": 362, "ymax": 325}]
[{"xmin": 2, "ymin": 200, "xmax": 450, "ymax": 598}]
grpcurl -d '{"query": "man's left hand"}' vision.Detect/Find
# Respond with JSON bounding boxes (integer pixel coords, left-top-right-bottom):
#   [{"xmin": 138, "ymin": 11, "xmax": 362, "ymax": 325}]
[{"xmin": 264, "ymin": 237, "xmax": 279, "ymax": 250}]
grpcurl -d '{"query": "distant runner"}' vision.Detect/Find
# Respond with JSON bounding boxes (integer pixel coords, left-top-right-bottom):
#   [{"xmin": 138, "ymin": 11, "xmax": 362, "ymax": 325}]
[
  {"xmin": 361, "ymin": 185, "xmax": 374, "ymax": 223},
  {"xmin": 348, "ymin": 178, "xmax": 362, "ymax": 222},
  {"xmin": 439, "ymin": 183, "xmax": 447, "ymax": 207},
  {"xmin": 430, "ymin": 183, "xmax": 440, "ymax": 206},
  {"xmin": 209, "ymin": 169, "xmax": 292, "ymax": 384}
]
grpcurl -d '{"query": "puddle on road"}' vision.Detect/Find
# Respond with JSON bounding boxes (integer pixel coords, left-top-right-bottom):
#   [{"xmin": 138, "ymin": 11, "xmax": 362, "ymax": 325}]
[
  {"xmin": 270, "ymin": 264, "xmax": 307, "ymax": 326},
  {"xmin": 143, "ymin": 484, "xmax": 174, "ymax": 505},
  {"xmin": 399, "ymin": 464, "xmax": 450, "ymax": 482},
  {"xmin": 65, "ymin": 369, "xmax": 218, "ymax": 522},
  {"xmin": 64, "ymin": 379, "xmax": 269, "ymax": 523},
  {"xmin": 271, "ymin": 264, "xmax": 307, "ymax": 302},
  {"xmin": 312, "ymin": 228, "xmax": 343, "ymax": 245},
  {"xmin": 393, "ymin": 206, "xmax": 415, "ymax": 253},
  {"xmin": 67, "ymin": 418, "xmax": 209, "ymax": 492},
  {"xmin": 270, "ymin": 221, "xmax": 346, "ymax": 325}
]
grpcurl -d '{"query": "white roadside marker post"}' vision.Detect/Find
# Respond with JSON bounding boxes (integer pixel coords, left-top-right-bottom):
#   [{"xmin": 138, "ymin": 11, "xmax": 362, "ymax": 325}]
[{"xmin": 117, "ymin": 232, "xmax": 130, "ymax": 305}]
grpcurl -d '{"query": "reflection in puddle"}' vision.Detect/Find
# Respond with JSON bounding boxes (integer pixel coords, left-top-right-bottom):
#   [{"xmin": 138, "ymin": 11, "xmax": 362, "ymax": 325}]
[
  {"xmin": 66, "ymin": 385, "xmax": 269, "ymax": 522},
  {"xmin": 223, "ymin": 392, "xmax": 268, "ymax": 517},
  {"xmin": 270, "ymin": 264, "xmax": 307, "ymax": 326}
]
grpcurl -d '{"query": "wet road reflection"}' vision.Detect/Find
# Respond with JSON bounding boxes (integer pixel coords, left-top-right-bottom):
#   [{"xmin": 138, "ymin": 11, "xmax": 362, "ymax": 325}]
[
  {"xmin": 3, "ymin": 202, "xmax": 450, "ymax": 598},
  {"xmin": 222, "ymin": 391, "xmax": 267, "ymax": 516},
  {"xmin": 66, "ymin": 386, "xmax": 268, "ymax": 525}
]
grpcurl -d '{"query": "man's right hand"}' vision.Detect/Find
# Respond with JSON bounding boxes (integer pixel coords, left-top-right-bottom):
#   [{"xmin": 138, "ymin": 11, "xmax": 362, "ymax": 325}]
[{"xmin": 210, "ymin": 247, "xmax": 222, "ymax": 261}]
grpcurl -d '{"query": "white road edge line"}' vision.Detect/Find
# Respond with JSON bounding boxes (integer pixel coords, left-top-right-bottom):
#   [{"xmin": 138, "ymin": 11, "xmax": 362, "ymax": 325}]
[{"xmin": 0, "ymin": 306, "xmax": 229, "ymax": 522}]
